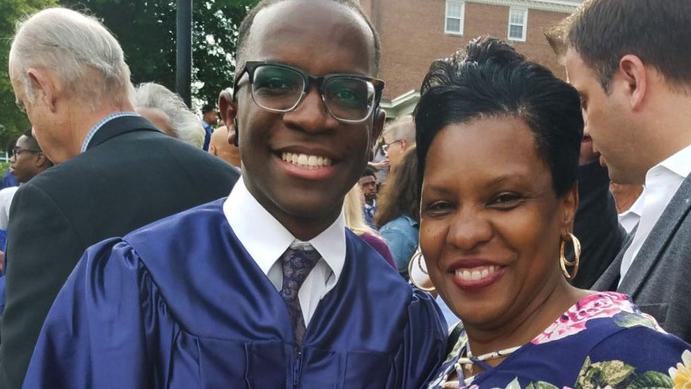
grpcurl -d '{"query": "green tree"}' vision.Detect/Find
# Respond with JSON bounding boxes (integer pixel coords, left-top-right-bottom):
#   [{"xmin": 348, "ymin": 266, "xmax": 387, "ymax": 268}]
[
  {"xmin": 0, "ymin": 0, "xmax": 256, "ymax": 150},
  {"xmin": 58, "ymin": 0, "xmax": 258, "ymax": 109},
  {"xmin": 0, "ymin": 0, "xmax": 58, "ymax": 150}
]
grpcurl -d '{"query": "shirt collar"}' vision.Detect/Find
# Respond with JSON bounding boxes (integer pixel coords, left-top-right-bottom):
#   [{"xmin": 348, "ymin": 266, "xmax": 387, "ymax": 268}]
[
  {"xmin": 80, "ymin": 112, "xmax": 140, "ymax": 153},
  {"xmin": 223, "ymin": 178, "xmax": 346, "ymax": 278},
  {"xmin": 647, "ymin": 143, "xmax": 691, "ymax": 183},
  {"xmin": 618, "ymin": 195, "xmax": 643, "ymax": 234}
]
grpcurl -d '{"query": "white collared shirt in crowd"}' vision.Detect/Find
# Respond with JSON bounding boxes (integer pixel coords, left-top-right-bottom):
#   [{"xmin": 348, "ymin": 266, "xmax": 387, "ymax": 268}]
[
  {"xmin": 224, "ymin": 178, "xmax": 346, "ymax": 325},
  {"xmin": 619, "ymin": 143, "xmax": 691, "ymax": 284},
  {"xmin": 617, "ymin": 194, "xmax": 644, "ymax": 235}
]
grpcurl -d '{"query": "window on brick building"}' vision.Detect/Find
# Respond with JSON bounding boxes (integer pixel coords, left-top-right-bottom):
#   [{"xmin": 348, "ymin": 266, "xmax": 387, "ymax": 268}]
[
  {"xmin": 508, "ymin": 7, "xmax": 528, "ymax": 41},
  {"xmin": 445, "ymin": 0, "xmax": 465, "ymax": 35}
]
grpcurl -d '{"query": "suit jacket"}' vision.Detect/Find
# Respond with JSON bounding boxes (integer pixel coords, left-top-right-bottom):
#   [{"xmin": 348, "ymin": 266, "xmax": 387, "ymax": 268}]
[
  {"xmin": 0, "ymin": 116, "xmax": 239, "ymax": 389},
  {"xmin": 593, "ymin": 174, "xmax": 691, "ymax": 343}
]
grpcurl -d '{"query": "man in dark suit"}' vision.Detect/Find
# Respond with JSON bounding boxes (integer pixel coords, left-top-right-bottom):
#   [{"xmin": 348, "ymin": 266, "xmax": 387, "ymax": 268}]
[
  {"xmin": 1, "ymin": 7, "xmax": 239, "ymax": 388},
  {"xmin": 561, "ymin": 0, "xmax": 691, "ymax": 342}
]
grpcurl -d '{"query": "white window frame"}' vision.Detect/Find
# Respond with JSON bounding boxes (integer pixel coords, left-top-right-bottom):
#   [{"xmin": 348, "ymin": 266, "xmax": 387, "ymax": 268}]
[
  {"xmin": 507, "ymin": 7, "xmax": 528, "ymax": 42},
  {"xmin": 445, "ymin": 0, "xmax": 465, "ymax": 36}
]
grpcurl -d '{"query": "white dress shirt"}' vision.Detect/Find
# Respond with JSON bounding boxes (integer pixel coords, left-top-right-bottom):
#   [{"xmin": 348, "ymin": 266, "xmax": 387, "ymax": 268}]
[
  {"xmin": 224, "ymin": 178, "xmax": 346, "ymax": 325},
  {"xmin": 0, "ymin": 186, "xmax": 18, "ymax": 230},
  {"xmin": 617, "ymin": 194, "xmax": 644, "ymax": 235},
  {"xmin": 619, "ymin": 144, "xmax": 691, "ymax": 284}
]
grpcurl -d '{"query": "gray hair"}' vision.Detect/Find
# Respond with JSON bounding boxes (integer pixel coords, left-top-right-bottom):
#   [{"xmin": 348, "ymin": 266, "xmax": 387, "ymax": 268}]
[
  {"xmin": 218, "ymin": 87, "xmax": 233, "ymax": 104},
  {"xmin": 384, "ymin": 115, "xmax": 415, "ymax": 143},
  {"xmin": 9, "ymin": 7, "xmax": 134, "ymax": 108},
  {"xmin": 134, "ymin": 82, "xmax": 205, "ymax": 148}
]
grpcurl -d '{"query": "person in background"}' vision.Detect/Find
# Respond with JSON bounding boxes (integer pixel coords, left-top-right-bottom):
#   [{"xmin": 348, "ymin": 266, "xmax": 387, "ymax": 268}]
[
  {"xmin": 0, "ymin": 138, "xmax": 20, "ymax": 191},
  {"xmin": 134, "ymin": 82, "xmax": 205, "ymax": 148},
  {"xmin": 561, "ymin": 0, "xmax": 691, "ymax": 343},
  {"xmin": 201, "ymin": 103, "xmax": 218, "ymax": 151},
  {"xmin": 343, "ymin": 184, "xmax": 396, "ymax": 268},
  {"xmin": 567, "ymin": 133, "xmax": 625, "ymax": 289},
  {"xmin": 359, "ymin": 167, "xmax": 378, "ymax": 227},
  {"xmin": 22, "ymin": 1, "xmax": 446, "ymax": 388},
  {"xmin": 382, "ymin": 115, "xmax": 415, "ymax": 171},
  {"xmin": 210, "ymin": 87, "xmax": 242, "ymax": 168},
  {"xmin": 416, "ymin": 36, "xmax": 689, "ymax": 388},
  {"xmin": 2, "ymin": 8, "xmax": 238, "ymax": 388},
  {"xmin": 0, "ymin": 131, "xmax": 52, "ymax": 232},
  {"xmin": 0, "ymin": 130, "xmax": 52, "ymax": 270},
  {"xmin": 375, "ymin": 146, "xmax": 419, "ymax": 278},
  {"xmin": 368, "ymin": 139, "xmax": 389, "ymax": 184}
]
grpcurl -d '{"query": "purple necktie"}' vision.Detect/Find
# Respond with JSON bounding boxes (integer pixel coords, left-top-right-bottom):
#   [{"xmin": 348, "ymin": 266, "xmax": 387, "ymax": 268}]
[{"xmin": 279, "ymin": 244, "xmax": 321, "ymax": 346}]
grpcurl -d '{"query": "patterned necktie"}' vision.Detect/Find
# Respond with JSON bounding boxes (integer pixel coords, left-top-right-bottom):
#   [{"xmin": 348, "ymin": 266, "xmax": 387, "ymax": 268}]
[{"xmin": 279, "ymin": 244, "xmax": 321, "ymax": 346}]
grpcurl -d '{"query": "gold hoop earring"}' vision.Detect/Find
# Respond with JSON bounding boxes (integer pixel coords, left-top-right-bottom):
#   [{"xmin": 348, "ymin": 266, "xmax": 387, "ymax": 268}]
[
  {"xmin": 560, "ymin": 233, "xmax": 581, "ymax": 280},
  {"xmin": 408, "ymin": 248, "xmax": 436, "ymax": 292}
]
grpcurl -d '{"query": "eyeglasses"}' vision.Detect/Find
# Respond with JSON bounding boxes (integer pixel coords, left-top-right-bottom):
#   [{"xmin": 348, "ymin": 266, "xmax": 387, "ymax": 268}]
[
  {"xmin": 382, "ymin": 140, "xmax": 402, "ymax": 154},
  {"xmin": 11, "ymin": 147, "xmax": 40, "ymax": 157},
  {"xmin": 233, "ymin": 61, "xmax": 385, "ymax": 123}
]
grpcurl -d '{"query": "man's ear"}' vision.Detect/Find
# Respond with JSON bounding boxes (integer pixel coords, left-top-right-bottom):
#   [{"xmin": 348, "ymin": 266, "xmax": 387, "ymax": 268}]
[
  {"xmin": 218, "ymin": 93, "xmax": 231, "ymax": 124},
  {"xmin": 218, "ymin": 92, "xmax": 239, "ymax": 146},
  {"xmin": 26, "ymin": 68, "xmax": 58, "ymax": 112},
  {"xmin": 34, "ymin": 153, "xmax": 50, "ymax": 169},
  {"xmin": 371, "ymin": 108, "xmax": 385, "ymax": 144},
  {"xmin": 618, "ymin": 54, "xmax": 648, "ymax": 111}
]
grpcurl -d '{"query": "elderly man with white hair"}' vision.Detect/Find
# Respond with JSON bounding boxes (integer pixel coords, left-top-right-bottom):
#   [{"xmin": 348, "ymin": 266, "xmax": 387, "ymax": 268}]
[
  {"xmin": 134, "ymin": 82, "xmax": 206, "ymax": 148},
  {"xmin": 0, "ymin": 8, "xmax": 238, "ymax": 388}
]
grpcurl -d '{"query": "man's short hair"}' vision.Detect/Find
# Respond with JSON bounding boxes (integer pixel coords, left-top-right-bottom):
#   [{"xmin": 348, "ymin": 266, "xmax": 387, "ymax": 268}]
[
  {"xmin": 234, "ymin": 0, "xmax": 381, "ymax": 80},
  {"xmin": 362, "ymin": 166, "xmax": 377, "ymax": 179},
  {"xmin": 134, "ymin": 82, "xmax": 205, "ymax": 148},
  {"xmin": 21, "ymin": 128, "xmax": 40, "ymax": 151},
  {"xmin": 384, "ymin": 115, "xmax": 415, "ymax": 143},
  {"xmin": 564, "ymin": 0, "xmax": 691, "ymax": 91},
  {"xmin": 10, "ymin": 7, "xmax": 134, "ymax": 109},
  {"xmin": 202, "ymin": 103, "xmax": 216, "ymax": 114}
]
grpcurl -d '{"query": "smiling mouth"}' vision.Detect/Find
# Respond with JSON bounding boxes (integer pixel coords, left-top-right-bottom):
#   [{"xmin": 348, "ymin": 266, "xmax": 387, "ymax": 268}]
[
  {"xmin": 454, "ymin": 265, "xmax": 501, "ymax": 282},
  {"xmin": 281, "ymin": 152, "xmax": 333, "ymax": 169}
]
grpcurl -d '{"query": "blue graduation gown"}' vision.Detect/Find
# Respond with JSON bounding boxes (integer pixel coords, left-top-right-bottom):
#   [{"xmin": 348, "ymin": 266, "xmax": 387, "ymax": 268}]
[{"xmin": 23, "ymin": 200, "xmax": 447, "ymax": 389}]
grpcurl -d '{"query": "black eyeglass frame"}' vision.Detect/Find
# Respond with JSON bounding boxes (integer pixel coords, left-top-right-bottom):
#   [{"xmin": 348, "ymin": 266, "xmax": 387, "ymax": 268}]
[
  {"xmin": 233, "ymin": 61, "xmax": 385, "ymax": 123},
  {"xmin": 11, "ymin": 147, "xmax": 40, "ymax": 157}
]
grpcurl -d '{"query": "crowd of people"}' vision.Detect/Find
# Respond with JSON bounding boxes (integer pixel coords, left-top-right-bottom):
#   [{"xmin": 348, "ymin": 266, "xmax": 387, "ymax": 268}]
[{"xmin": 0, "ymin": 0, "xmax": 690, "ymax": 388}]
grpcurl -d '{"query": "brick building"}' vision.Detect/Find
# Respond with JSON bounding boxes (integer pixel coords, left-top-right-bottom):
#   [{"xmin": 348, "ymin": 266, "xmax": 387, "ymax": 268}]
[{"xmin": 358, "ymin": 0, "xmax": 581, "ymax": 118}]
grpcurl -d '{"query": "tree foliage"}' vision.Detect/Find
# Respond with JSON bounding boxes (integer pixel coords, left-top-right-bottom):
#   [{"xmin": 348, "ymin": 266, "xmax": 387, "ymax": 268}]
[
  {"xmin": 59, "ymin": 0, "xmax": 258, "ymax": 107},
  {"xmin": 0, "ymin": 0, "xmax": 58, "ymax": 149},
  {"xmin": 0, "ymin": 0, "xmax": 257, "ymax": 148}
]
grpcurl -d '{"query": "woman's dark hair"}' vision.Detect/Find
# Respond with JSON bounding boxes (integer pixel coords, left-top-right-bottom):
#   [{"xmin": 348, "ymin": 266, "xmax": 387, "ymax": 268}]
[
  {"xmin": 414, "ymin": 36, "xmax": 583, "ymax": 197},
  {"xmin": 374, "ymin": 146, "xmax": 419, "ymax": 227}
]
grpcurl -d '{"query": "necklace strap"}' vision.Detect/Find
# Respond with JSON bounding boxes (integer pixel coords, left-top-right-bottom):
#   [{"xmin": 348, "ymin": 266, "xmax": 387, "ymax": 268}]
[{"xmin": 464, "ymin": 345, "xmax": 521, "ymax": 363}]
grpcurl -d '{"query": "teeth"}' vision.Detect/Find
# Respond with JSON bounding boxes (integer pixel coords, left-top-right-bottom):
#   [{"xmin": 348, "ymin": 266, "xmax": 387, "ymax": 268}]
[
  {"xmin": 281, "ymin": 152, "xmax": 333, "ymax": 169},
  {"xmin": 455, "ymin": 265, "xmax": 499, "ymax": 282}
]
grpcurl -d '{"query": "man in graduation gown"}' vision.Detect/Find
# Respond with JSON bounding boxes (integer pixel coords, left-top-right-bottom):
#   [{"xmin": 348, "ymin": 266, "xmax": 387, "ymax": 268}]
[{"xmin": 22, "ymin": 1, "xmax": 448, "ymax": 388}]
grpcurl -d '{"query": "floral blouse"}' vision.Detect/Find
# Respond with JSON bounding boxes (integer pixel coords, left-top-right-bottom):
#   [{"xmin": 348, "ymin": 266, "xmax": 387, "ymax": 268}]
[{"xmin": 427, "ymin": 292, "xmax": 691, "ymax": 389}]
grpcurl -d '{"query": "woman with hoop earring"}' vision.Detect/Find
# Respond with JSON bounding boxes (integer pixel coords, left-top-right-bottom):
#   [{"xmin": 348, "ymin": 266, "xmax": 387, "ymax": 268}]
[{"xmin": 415, "ymin": 37, "xmax": 690, "ymax": 389}]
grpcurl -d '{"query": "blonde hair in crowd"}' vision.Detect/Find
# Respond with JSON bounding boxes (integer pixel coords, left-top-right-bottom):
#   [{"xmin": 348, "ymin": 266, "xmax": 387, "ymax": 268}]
[{"xmin": 343, "ymin": 184, "xmax": 379, "ymax": 237}]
